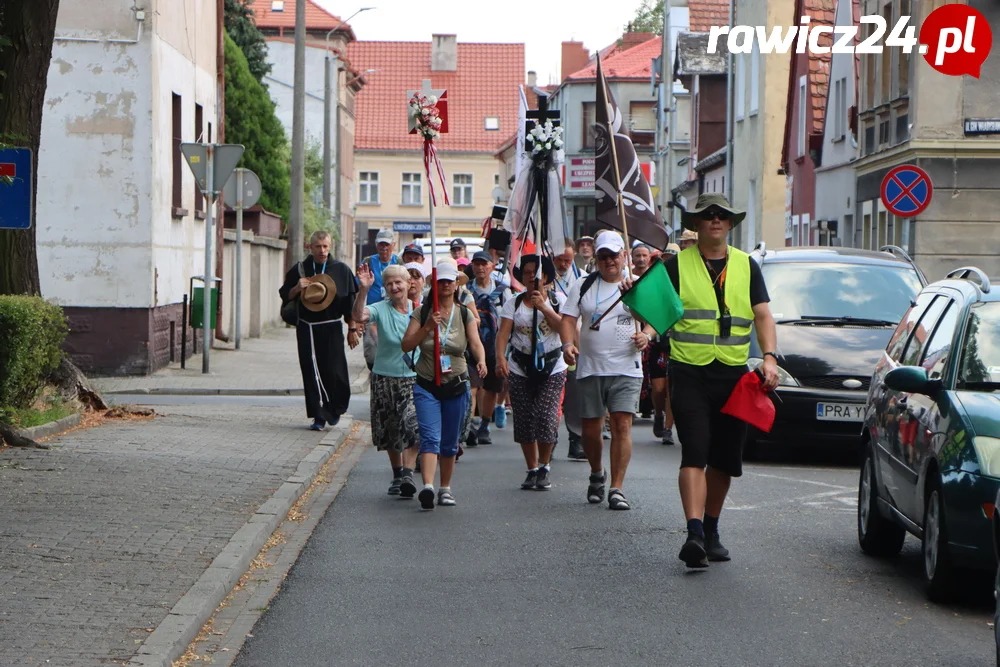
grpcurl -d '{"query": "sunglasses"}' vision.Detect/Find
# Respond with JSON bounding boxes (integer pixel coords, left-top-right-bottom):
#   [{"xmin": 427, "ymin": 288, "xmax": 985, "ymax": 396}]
[
  {"xmin": 700, "ymin": 209, "xmax": 731, "ymax": 221},
  {"xmin": 596, "ymin": 251, "xmax": 620, "ymax": 261}
]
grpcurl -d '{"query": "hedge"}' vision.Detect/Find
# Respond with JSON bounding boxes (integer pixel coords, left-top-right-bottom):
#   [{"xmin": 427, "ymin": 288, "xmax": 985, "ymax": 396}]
[{"xmin": 0, "ymin": 296, "xmax": 68, "ymax": 411}]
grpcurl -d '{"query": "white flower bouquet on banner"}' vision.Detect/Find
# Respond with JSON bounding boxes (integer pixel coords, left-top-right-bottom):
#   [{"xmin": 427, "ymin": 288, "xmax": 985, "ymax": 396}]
[
  {"xmin": 526, "ymin": 119, "xmax": 564, "ymax": 166},
  {"xmin": 408, "ymin": 93, "xmax": 444, "ymax": 141}
]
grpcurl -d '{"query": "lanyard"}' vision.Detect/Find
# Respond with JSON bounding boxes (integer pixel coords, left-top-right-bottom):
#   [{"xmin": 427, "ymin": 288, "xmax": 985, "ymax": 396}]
[
  {"xmin": 313, "ymin": 260, "xmax": 327, "ymax": 276},
  {"xmin": 440, "ymin": 304, "xmax": 456, "ymax": 351},
  {"xmin": 555, "ymin": 274, "xmax": 570, "ymax": 295},
  {"xmin": 701, "ymin": 249, "xmax": 730, "ymax": 312},
  {"xmin": 591, "ymin": 278, "xmax": 618, "ymax": 325}
]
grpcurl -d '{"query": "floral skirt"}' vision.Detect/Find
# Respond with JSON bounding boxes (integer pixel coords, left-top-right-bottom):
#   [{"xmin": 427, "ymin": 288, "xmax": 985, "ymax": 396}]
[
  {"xmin": 370, "ymin": 373, "xmax": 420, "ymax": 452},
  {"xmin": 508, "ymin": 371, "xmax": 567, "ymax": 445}
]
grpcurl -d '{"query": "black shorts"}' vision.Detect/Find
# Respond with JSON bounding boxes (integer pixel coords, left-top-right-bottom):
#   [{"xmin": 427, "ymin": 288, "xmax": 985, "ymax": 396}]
[
  {"xmin": 470, "ymin": 360, "xmax": 505, "ymax": 393},
  {"xmin": 645, "ymin": 338, "xmax": 668, "ymax": 379},
  {"xmin": 669, "ymin": 360, "xmax": 748, "ymax": 477}
]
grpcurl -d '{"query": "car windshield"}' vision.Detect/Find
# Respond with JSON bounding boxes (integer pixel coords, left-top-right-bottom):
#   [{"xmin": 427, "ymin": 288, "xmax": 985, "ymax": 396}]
[
  {"xmin": 958, "ymin": 302, "xmax": 1000, "ymax": 387},
  {"xmin": 761, "ymin": 262, "xmax": 923, "ymax": 322}
]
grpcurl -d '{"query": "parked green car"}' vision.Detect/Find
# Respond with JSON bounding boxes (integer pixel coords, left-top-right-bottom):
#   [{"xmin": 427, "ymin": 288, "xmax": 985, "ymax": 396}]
[{"xmin": 858, "ymin": 267, "xmax": 1000, "ymax": 601}]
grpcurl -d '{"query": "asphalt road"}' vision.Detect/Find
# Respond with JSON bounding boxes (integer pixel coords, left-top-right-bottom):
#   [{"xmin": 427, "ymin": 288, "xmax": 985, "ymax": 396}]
[{"xmin": 218, "ymin": 415, "xmax": 995, "ymax": 666}]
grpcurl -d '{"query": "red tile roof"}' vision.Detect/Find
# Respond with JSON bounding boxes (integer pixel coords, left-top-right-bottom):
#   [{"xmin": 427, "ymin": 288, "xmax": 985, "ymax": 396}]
[
  {"xmin": 781, "ymin": 0, "xmax": 836, "ymax": 165},
  {"xmin": 349, "ymin": 41, "xmax": 525, "ymax": 153},
  {"xmin": 248, "ymin": 0, "xmax": 353, "ymax": 37},
  {"xmin": 689, "ymin": 0, "xmax": 730, "ymax": 33},
  {"xmin": 566, "ymin": 37, "xmax": 661, "ymax": 81}
]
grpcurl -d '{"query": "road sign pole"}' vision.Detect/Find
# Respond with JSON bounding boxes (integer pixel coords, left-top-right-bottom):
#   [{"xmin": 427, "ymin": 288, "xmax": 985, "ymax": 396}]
[
  {"xmin": 235, "ymin": 168, "xmax": 244, "ymax": 350},
  {"xmin": 203, "ymin": 145, "xmax": 215, "ymax": 374}
]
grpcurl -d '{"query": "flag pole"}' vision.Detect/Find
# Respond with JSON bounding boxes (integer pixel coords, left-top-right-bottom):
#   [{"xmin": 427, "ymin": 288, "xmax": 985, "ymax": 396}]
[
  {"xmin": 427, "ymin": 141, "xmax": 441, "ymax": 386},
  {"xmin": 599, "ymin": 56, "xmax": 640, "ymax": 334}
]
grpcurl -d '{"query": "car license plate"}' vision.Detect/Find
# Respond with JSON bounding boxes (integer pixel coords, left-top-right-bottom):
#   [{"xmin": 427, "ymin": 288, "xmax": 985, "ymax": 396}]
[{"xmin": 816, "ymin": 402, "xmax": 865, "ymax": 421}]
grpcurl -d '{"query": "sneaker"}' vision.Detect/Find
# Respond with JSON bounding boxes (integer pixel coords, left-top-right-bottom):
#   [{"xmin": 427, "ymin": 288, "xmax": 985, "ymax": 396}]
[
  {"xmin": 494, "ymin": 406, "xmax": 507, "ymax": 429},
  {"xmin": 705, "ymin": 534, "xmax": 731, "ymax": 561},
  {"xmin": 653, "ymin": 412, "xmax": 665, "ymax": 438},
  {"xmin": 388, "ymin": 476, "xmax": 402, "ymax": 495},
  {"xmin": 568, "ymin": 434, "xmax": 587, "ymax": 461},
  {"xmin": 522, "ymin": 470, "xmax": 538, "ymax": 490},
  {"xmin": 437, "ymin": 489, "xmax": 457, "ymax": 506},
  {"xmin": 466, "ymin": 429, "xmax": 479, "ymax": 448},
  {"xmin": 535, "ymin": 466, "xmax": 552, "ymax": 490},
  {"xmin": 477, "ymin": 423, "xmax": 492, "ymax": 445},
  {"xmin": 661, "ymin": 429, "xmax": 675, "ymax": 446},
  {"xmin": 679, "ymin": 532, "xmax": 709, "ymax": 568},
  {"xmin": 587, "ymin": 470, "xmax": 606, "ymax": 504},
  {"xmin": 399, "ymin": 475, "xmax": 416, "ymax": 499},
  {"xmin": 418, "ymin": 487, "xmax": 435, "ymax": 511},
  {"xmin": 602, "ymin": 427, "xmax": 611, "ymax": 440},
  {"xmin": 310, "ymin": 419, "xmax": 326, "ymax": 431}
]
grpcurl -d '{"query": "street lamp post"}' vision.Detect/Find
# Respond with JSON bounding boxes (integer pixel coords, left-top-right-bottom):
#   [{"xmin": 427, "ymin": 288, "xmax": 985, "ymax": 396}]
[{"xmin": 324, "ymin": 7, "xmax": 374, "ymax": 260}]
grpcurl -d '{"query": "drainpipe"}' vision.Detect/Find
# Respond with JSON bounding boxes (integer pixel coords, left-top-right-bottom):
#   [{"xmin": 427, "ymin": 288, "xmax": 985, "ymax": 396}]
[{"xmin": 725, "ymin": 0, "xmax": 734, "ymax": 212}]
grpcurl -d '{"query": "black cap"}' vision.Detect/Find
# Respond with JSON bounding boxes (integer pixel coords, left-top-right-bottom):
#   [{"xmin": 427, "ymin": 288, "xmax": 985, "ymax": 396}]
[
  {"xmin": 471, "ymin": 250, "xmax": 493, "ymax": 263},
  {"xmin": 402, "ymin": 243, "xmax": 424, "ymax": 257},
  {"xmin": 450, "ymin": 238, "xmax": 466, "ymax": 249}
]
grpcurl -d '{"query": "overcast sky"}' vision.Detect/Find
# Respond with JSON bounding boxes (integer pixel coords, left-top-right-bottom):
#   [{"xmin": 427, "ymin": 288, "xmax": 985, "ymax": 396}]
[{"xmin": 316, "ymin": 0, "xmax": 648, "ymax": 85}]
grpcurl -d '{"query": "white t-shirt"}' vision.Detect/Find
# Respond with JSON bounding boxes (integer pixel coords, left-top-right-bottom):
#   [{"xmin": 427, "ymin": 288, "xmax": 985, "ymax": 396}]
[
  {"xmin": 552, "ymin": 268, "xmax": 583, "ymax": 299},
  {"xmin": 561, "ymin": 274, "xmax": 642, "ymax": 379},
  {"xmin": 500, "ymin": 291, "xmax": 569, "ymax": 378}
]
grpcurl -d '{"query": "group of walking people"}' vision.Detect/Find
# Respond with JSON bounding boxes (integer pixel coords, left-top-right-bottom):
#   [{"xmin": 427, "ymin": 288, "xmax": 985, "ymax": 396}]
[{"xmin": 280, "ymin": 192, "xmax": 782, "ymax": 569}]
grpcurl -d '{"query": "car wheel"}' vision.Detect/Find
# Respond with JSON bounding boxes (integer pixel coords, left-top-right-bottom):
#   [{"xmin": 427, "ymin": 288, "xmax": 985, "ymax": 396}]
[
  {"xmin": 857, "ymin": 450, "xmax": 905, "ymax": 557},
  {"xmin": 994, "ymin": 560, "xmax": 1000, "ymax": 667},
  {"xmin": 923, "ymin": 477, "xmax": 956, "ymax": 602}
]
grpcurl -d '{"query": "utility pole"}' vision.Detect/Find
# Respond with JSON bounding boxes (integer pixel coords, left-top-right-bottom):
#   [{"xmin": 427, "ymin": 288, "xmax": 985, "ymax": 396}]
[{"xmin": 289, "ymin": 0, "xmax": 306, "ymax": 265}]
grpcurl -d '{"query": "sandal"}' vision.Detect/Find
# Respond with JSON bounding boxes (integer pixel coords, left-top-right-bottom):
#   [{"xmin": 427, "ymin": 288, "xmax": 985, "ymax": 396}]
[
  {"xmin": 437, "ymin": 490, "xmax": 457, "ymax": 506},
  {"xmin": 587, "ymin": 470, "xmax": 606, "ymax": 504},
  {"xmin": 608, "ymin": 488, "xmax": 631, "ymax": 510}
]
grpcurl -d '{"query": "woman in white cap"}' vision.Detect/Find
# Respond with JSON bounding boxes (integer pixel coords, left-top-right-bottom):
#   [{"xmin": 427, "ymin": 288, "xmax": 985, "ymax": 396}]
[
  {"xmin": 401, "ymin": 261, "xmax": 488, "ymax": 510},
  {"xmin": 496, "ymin": 254, "xmax": 567, "ymax": 490},
  {"xmin": 352, "ymin": 264, "xmax": 421, "ymax": 498}
]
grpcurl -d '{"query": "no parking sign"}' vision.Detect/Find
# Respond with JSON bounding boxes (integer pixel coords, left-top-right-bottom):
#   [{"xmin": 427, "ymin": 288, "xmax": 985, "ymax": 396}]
[{"xmin": 880, "ymin": 165, "xmax": 933, "ymax": 217}]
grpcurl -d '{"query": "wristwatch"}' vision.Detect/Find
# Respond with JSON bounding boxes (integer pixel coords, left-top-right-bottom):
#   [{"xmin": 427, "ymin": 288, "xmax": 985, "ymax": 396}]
[{"xmin": 763, "ymin": 351, "xmax": 778, "ymax": 360}]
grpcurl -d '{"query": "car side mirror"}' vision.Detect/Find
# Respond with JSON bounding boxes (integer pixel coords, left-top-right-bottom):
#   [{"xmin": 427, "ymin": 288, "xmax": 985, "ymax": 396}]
[{"xmin": 885, "ymin": 366, "xmax": 942, "ymax": 396}]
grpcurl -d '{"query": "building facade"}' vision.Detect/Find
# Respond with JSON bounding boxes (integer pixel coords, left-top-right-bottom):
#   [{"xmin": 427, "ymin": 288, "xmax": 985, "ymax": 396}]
[
  {"xmin": 730, "ymin": 0, "xmax": 796, "ymax": 251},
  {"xmin": 852, "ymin": 0, "xmax": 1000, "ymax": 280},
  {"xmin": 813, "ymin": 0, "xmax": 860, "ymax": 247},
  {"xmin": 779, "ymin": 0, "xmax": 835, "ymax": 246},
  {"xmin": 250, "ymin": 0, "xmax": 367, "ymax": 267},
  {"xmin": 37, "ymin": 0, "xmax": 221, "ymax": 375},
  {"xmin": 348, "ymin": 36, "xmax": 524, "ymax": 255}
]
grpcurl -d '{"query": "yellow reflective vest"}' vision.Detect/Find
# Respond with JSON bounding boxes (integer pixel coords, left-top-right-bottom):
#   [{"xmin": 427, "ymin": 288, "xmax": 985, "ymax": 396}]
[{"xmin": 670, "ymin": 245, "xmax": 754, "ymax": 366}]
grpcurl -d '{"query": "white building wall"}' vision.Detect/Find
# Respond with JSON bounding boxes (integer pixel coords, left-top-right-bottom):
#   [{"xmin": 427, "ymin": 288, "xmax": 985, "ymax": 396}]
[{"xmin": 37, "ymin": 0, "xmax": 154, "ymax": 308}]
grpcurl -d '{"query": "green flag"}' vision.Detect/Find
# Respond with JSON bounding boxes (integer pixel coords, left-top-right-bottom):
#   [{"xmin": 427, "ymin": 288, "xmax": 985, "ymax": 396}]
[{"xmin": 622, "ymin": 257, "xmax": 683, "ymax": 336}]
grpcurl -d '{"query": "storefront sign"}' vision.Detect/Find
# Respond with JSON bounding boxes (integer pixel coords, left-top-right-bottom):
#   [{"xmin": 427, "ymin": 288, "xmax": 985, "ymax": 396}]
[
  {"xmin": 562, "ymin": 156, "xmax": 595, "ymax": 192},
  {"xmin": 393, "ymin": 221, "xmax": 432, "ymax": 233}
]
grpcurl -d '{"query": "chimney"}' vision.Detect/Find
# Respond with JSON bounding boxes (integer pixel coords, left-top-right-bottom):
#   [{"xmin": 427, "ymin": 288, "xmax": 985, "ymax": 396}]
[
  {"xmin": 621, "ymin": 31, "xmax": 656, "ymax": 51},
  {"xmin": 527, "ymin": 70, "xmax": 537, "ymax": 88},
  {"xmin": 560, "ymin": 41, "xmax": 590, "ymax": 81},
  {"xmin": 431, "ymin": 34, "xmax": 457, "ymax": 71}
]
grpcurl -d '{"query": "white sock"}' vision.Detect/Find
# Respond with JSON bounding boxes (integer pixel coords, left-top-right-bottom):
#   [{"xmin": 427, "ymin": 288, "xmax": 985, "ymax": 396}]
[
  {"xmin": 439, "ymin": 486, "xmax": 451, "ymax": 493},
  {"xmin": 528, "ymin": 468, "xmax": 538, "ymax": 473},
  {"xmin": 423, "ymin": 483, "xmax": 434, "ymax": 491}
]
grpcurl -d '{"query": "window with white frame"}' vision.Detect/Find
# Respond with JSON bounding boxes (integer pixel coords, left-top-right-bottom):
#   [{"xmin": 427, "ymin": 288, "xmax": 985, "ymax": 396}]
[
  {"xmin": 834, "ymin": 77, "xmax": 847, "ymax": 138},
  {"xmin": 359, "ymin": 171, "xmax": 379, "ymax": 204},
  {"xmin": 401, "ymin": 172, "xmax": 422, "ymax": 205},
  {"xmin": 485, "ymin": 116, "xmax": 500, "ymax": 130},
  {"xmin": 453, "ymin": 173, "xmax": 473, "ymax": 206},
  {"xmin": 749, "ymin": 43, "xmax": 759, "ymax": 114},
  {"xmin": 797, "ymin": 75, "xmax": 807, "ymax": 157},
  {"xmin": 735, "ymin": 53, "xmax": 745, "ymax": 120}
]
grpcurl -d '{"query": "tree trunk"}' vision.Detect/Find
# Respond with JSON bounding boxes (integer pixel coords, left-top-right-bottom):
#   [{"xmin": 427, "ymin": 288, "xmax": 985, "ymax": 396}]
[
  {"xmin": 49, "ymin": 357, "xmax": 108, "ymax": 411},
  {"xmin": 0, "ymin": 422, "xmax": 44, "ymax": 449},
  {"xmin": 0, "ymin": 0, "xmax": 61, "ymax": 296}
]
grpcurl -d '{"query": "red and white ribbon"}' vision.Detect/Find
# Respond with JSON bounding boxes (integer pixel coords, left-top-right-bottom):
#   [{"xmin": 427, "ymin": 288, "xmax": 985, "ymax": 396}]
[{"xmin": 423, "ymin": 140, "xmax": 450, "ymax": 207}]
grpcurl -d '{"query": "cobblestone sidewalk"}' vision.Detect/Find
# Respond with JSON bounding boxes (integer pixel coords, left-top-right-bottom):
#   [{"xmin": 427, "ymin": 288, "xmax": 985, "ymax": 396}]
[
  {"xmin": 0, "ymin": 403, "xmax": 357, "ymax": 666},
  {"xmin": 91, "ymin": 326, "xmax": 368, "ymax": 395}
]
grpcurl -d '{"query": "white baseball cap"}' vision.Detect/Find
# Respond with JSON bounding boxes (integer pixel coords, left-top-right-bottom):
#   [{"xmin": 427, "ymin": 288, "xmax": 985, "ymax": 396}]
[
  {"xmin": 404, "ymin": 261, "xmax": 426, "ymax": 277},
  {"xmin": 434, "ymin": 261, "xmax": 459, "ymax": 282},
  {"xmin": 595, "ymin": 230, "xmax": 625, "ymax": 253},
  {"xmin": 375, "ymin": 229, "xmax": 394, "ymax": 244}
]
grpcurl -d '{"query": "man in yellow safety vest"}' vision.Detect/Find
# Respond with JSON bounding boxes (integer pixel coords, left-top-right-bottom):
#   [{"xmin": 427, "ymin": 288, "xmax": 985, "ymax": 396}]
[{"xmin": 665, "ymin": 193, "xmax": 780, "ymax": 568}]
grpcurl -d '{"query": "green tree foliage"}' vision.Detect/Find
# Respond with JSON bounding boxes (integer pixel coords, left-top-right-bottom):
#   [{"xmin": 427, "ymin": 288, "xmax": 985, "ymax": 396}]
[
  {"xmin": 224, "ymin": 0, "xmax": 272, "ymax": 83},
  {"xmin": 626, "ymin": 0, "xmax": 665, "ymax": 35},
  {"xmin": 301, "ymin": 138, "xmax": 338, "ymax": 243},
  {"xmin": 224, "ymin": 33, "xmax": 290, "ymax": 224}
]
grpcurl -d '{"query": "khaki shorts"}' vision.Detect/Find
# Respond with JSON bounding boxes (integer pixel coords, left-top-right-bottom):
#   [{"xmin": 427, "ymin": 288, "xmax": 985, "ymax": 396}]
[{"xmin": 578, "ymin": 375, "xmax": 642, "ymax": 419}]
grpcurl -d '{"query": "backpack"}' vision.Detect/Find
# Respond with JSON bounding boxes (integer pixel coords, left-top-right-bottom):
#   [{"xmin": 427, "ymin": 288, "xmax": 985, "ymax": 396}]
[
  {"xmin": 472, "ymin": 286, "xmax": 504, "ymax": 365},
  {"xmin": 280, "ymin": 261, "xmax": 305, "ymax": 325},
  {"xmin": 577, "ymin": 271, "xmax": 601, "ymax": 306},
  {"xmin": 404, "ymin": 299, "xmax": 471, "ymax": 372},
  {"xmin": 514, "ymin": 290, "xmax": 561, "ymax": 313}
]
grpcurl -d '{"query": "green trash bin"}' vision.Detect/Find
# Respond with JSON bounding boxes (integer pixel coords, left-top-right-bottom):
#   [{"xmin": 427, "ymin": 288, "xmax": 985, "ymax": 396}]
[{"xmin": 190, "ymin": 286, "xmax": 218, "ymax": 329}]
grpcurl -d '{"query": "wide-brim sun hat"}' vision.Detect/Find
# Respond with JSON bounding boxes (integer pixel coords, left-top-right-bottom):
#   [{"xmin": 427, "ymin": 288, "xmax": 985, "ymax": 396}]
[
  {"xmin": 680, "ymin": 193, "xmax": 746, "ymax": 230},
  {"xmin": 678, "ymin": 229, "xmax": 698, "ymax": 243},
  {"xmin": 513, "ymin": 253, "xmax": 556, "ymax": 285},
  {"xmin": 301, "ymin": 273, "xmax": 337, "ymax": 312}
]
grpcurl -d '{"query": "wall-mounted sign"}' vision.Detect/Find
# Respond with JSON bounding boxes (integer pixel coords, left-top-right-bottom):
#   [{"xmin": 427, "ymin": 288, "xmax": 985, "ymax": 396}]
[
  {"xmin": 394, "ymin": 221, "xmax": 432, "ymax": 233},
  {"xmin": 964, "ymin": 119, "xmax": 1000, "ymax": 135},
  {"xmin": 562, "ymin": 156, "xmax": 595, "ymax": 192}
]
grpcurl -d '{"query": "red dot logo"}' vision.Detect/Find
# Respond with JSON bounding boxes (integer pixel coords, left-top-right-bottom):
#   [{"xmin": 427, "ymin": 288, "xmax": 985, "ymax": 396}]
[{"xmin": 919, "ymin": 4, "xmax": 993, "ymax": 78}]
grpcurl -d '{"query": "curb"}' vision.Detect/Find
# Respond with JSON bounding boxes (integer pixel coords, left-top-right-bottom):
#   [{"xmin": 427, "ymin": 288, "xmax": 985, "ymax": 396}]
[
  {"xmin": 126, "ymin": 418, "xmax": 354, "ymax": 667},
  {"xmin": 16, "ymin": 413, "xmax": 82, "ymax": 441},
  {"xmin": 104, "ymin": 368, "xmax": 372, "ymax": 397}
]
